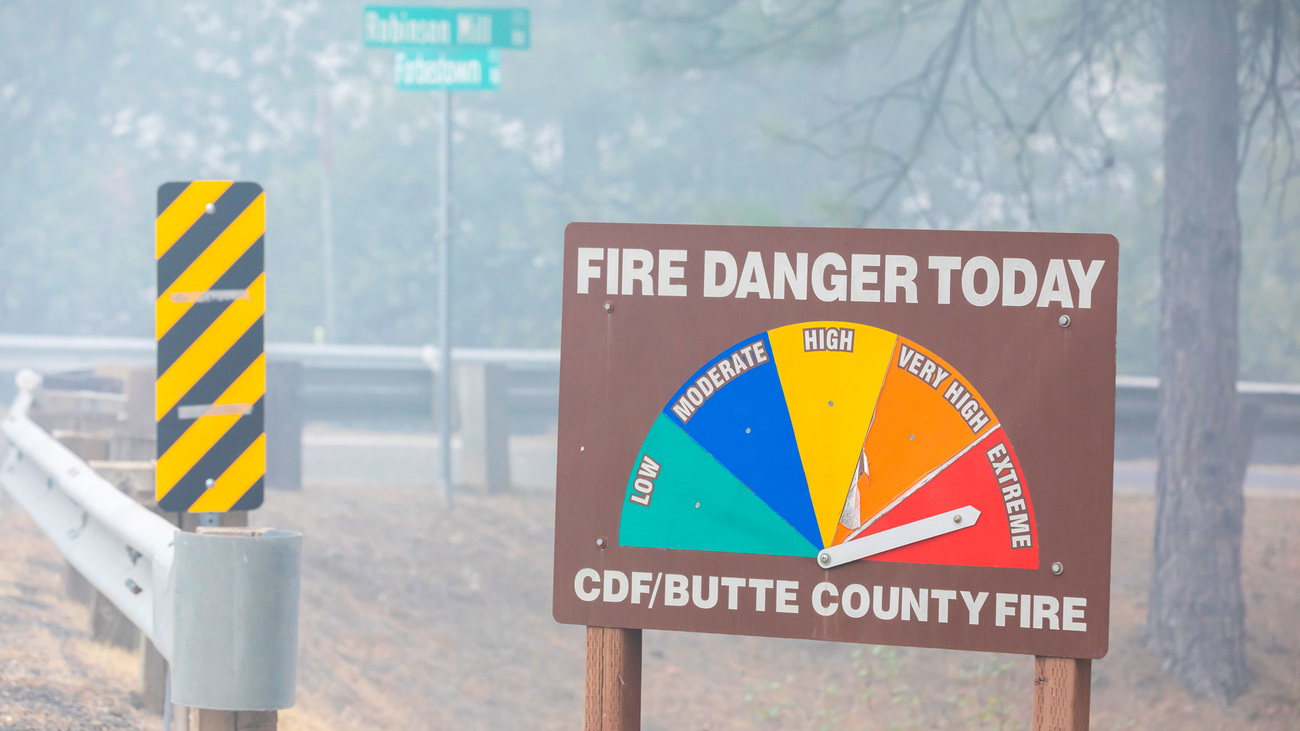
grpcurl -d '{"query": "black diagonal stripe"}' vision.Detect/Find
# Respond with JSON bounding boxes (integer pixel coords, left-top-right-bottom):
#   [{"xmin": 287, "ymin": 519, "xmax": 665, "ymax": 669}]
[
  {"xmin": 157, "ymin": 183, "xmax": 262, "ymax": 294},
  {"xmin": 229, "ymin": 477, "xmax": 265, "ymax": 511},
  {"xmin": 157, "ymin": 182, "xmax": 188, "ymax": 214},
  {"xmin": 157, "ymin": 238, "xmax": 264, "ymax": 374},
  {"xmin": 158, "ymin": 399, "xmax": 264, "ymax": 513},
  {"xmin": 156, "ymin": 320, "xmax": 265, "ymax": 455}
]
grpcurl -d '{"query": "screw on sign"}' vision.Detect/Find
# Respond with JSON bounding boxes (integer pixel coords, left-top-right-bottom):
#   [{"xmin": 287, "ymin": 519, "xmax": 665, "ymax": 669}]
[{"xmin": 553, "ymin": 223, "xmax": 1117, "ymax": 730}]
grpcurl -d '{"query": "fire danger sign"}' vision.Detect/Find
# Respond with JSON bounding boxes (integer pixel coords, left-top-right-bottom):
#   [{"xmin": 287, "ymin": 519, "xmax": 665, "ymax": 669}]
[{"xmin": 552, "ymin": 223, "xmax": 1117, "ymax": 659}]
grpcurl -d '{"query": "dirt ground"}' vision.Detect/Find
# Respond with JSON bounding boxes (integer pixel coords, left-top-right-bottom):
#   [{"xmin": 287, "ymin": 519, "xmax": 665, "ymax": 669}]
[
  {"xmin": 0, "ymin": 495, "xmax": 152, "ymax": 731},
  {"xmin": 1, "ymin": 484, "xmax": 1297, "ymax": 730}
]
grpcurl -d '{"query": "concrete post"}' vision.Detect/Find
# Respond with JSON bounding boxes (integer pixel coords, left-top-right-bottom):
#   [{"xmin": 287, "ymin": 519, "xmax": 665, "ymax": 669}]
[
  {"xmin": 266, "ymin": 360, "xmax": 303, "ymax": 491},
  {"xmin": 454, "ymin": 362, "xmax": 511, "ymax": 493}
]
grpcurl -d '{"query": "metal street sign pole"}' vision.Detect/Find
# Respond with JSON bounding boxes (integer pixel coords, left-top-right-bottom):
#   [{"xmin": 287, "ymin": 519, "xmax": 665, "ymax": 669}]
[
  {"xmin": 318, "ymin": 89, "xmax": 337, "ymax": 342},
  {"xmin": 361, "ymin": 4, "xmax": 531, "ymax": 501},
  {"xmin": 438, "ymin": 90, "xmax": 453, "ymax": 501}
]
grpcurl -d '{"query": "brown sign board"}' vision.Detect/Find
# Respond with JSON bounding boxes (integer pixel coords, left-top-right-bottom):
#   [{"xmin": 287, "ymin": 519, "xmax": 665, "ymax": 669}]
[{"xmin": 552, "ymin": 223, "xmax": 1117, "ymax": 659}]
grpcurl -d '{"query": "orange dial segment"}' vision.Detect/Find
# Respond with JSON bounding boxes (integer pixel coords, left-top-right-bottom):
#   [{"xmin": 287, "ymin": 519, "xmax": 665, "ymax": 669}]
[{"xmin": 836, "ymin": 337, "xmax": 999, "ymax": 541}]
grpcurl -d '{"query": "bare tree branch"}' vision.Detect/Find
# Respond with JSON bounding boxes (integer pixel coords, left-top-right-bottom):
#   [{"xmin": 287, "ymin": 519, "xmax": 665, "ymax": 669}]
[
  {"xmin": 852, "ymin": 0, "xmax": 977, "ymax": 224},
  {"xmin": 629, "ymin": 0, "xmax": 1288, "ymax": 228}
]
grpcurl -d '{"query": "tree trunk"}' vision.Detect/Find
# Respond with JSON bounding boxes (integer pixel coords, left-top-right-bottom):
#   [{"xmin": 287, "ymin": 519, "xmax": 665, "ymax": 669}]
[{"xmin": 1149, "ymin": 0, "xmax": 1251, "ymax": 705}]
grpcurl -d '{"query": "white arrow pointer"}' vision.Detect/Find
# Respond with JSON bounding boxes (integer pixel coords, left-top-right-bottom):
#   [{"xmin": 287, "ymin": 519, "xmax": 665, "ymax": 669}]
[{"xmin": 816, "ymin": 505, "xmax": 981, "ymax": 569}]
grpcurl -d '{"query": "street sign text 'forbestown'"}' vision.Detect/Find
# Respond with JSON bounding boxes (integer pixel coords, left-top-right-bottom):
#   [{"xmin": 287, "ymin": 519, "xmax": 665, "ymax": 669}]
[{"xmin": 395, "ymin": 49, "xmax": 500, "ymax": 91}]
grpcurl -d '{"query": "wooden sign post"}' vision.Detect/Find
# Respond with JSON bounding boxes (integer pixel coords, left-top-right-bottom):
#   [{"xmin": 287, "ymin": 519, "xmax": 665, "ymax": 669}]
[
  {"xmin": 583, "ymin": 650, "xmax": 1090, "ymax": 730},
  {"xmin": 1033, "ymin": 656, "xmax": 1091, "ymax": 731},
  {"xmin": 584, "ymin": 627, "xmax": 642, "ymax": 731},
  {"xmin": 555, "ymin": 223, "xmax": 1117, "ymax": 729}
]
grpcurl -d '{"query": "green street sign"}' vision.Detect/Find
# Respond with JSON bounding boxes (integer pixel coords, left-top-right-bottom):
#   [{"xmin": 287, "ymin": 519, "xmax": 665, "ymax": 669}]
[
  {"xmin": 363, "ymin": 6, "xmax": 530, "ymax": 49},
  {"xmin": 394, "ymin": 49, "xmax": 500, "ymax": 91}
]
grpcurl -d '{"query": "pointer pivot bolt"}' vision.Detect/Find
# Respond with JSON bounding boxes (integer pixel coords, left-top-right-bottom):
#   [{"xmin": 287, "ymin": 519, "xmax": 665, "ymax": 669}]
[
  {"xmin": 952, "ymin": 514, "xmax": 962, "ymax": 524},
  {"xmin": 818, "ymin": 552, "xmax": 831, "ymax": 567}
]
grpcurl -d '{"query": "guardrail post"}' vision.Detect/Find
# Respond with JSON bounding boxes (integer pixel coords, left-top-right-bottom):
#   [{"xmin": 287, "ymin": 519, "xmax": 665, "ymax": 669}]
[
  {"xmin": 91, "ymin": 589, "xmax": 142, "ymax": 649},
  {"xmin": 140, "ymin": 637, "xmax": 168, "ymax": 716},
  {"xmin": 170, "ymin": 510, "xmax": 250, "ymax": 725},
  {"xmin": 62, "ymin": 562, "xmax": 95, "ymax": 605},
  {"xmin": 50, "ymin": 410, "xmax": 141, "ymax": 650},
  {"xmin": 455, "ymin": 362, "xmax": 511, "ymax": 493},
  {"xmin": 185, "ymin": 522, "xmax": 278, "ymax": 731},
  {"xmin": 266, "ymin": 360, "xmax": 303, "ymax": 491},
  {"xmin": 173, "ymin": 525, "xmax": 298, "ymax": 731},
  {"xmin": 99, "ymin": 363, "xmax": 155, "ymax": 460},
  {"xmin": 190, "ymin": 709, "xmax": 278, "ymax": 730}
]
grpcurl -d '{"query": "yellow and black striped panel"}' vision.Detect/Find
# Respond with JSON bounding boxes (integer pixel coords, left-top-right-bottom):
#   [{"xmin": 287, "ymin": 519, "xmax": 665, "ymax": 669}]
[{"xmin": 155, "ymin": 181, "xmax": 265, "ymax": 513}]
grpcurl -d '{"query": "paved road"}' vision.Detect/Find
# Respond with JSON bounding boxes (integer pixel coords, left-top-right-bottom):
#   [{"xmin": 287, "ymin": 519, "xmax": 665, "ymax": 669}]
[
  {"xmin": 303, "ymin": 426, "xmax": 1299, "ymax": 495},
  {"xmin": 1112, "ymin": 460, "xmax": 1299, "ymax": 496},
  {"xmin": 303, "ymin": 425, "xmax": 558, "ymax": 489}
]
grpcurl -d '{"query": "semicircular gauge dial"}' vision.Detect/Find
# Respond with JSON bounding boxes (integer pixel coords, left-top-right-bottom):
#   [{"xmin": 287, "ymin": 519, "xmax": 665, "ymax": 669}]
[{"xmin": 618, "ymin": 321, "xmax": 1039, "ymax": 570}]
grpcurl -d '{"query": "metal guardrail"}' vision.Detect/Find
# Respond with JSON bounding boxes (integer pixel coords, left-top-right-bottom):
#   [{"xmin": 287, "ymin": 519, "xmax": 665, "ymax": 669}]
[
  {"xmin": 0, "ymin": 369, "xmax": 301, "ymax": 712},
  {"xmin": 0, "ymin": 333, "xmax": 560, "ymax": 429},
  {"xmin": 0, "ymin": 333, "xmax": 560, "ymax": 370},
  {"xmin": 2, "ymin": 334, "xmax": 1299, "ymax": 448},
  {"xmin": 2, "ymin": 370, "xmax": 177, "ymax": 657},
  {"xmin": 1115, "ymin": 374, "xmax": 1300, "ymax": 435}
]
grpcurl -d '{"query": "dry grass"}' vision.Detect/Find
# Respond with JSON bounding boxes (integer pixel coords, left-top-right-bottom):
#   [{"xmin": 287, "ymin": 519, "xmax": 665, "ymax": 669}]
[
  {"xmin": 0, "ymin": 490, "xmax": 159, "ymax": 730},
  {"xmin": 2, "ymin": 482, "xmax": 1298, "ymax": 729}
]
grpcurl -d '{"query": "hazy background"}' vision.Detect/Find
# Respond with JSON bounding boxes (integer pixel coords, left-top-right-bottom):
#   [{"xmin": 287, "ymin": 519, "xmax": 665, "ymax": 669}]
[
  {"xmin": 0, "ymin": 0, "xmax": 1295, "ymax": 379},
  {"xmin": 2, "ymin": 3, "xmax": 1299, "ymax": 728}
]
